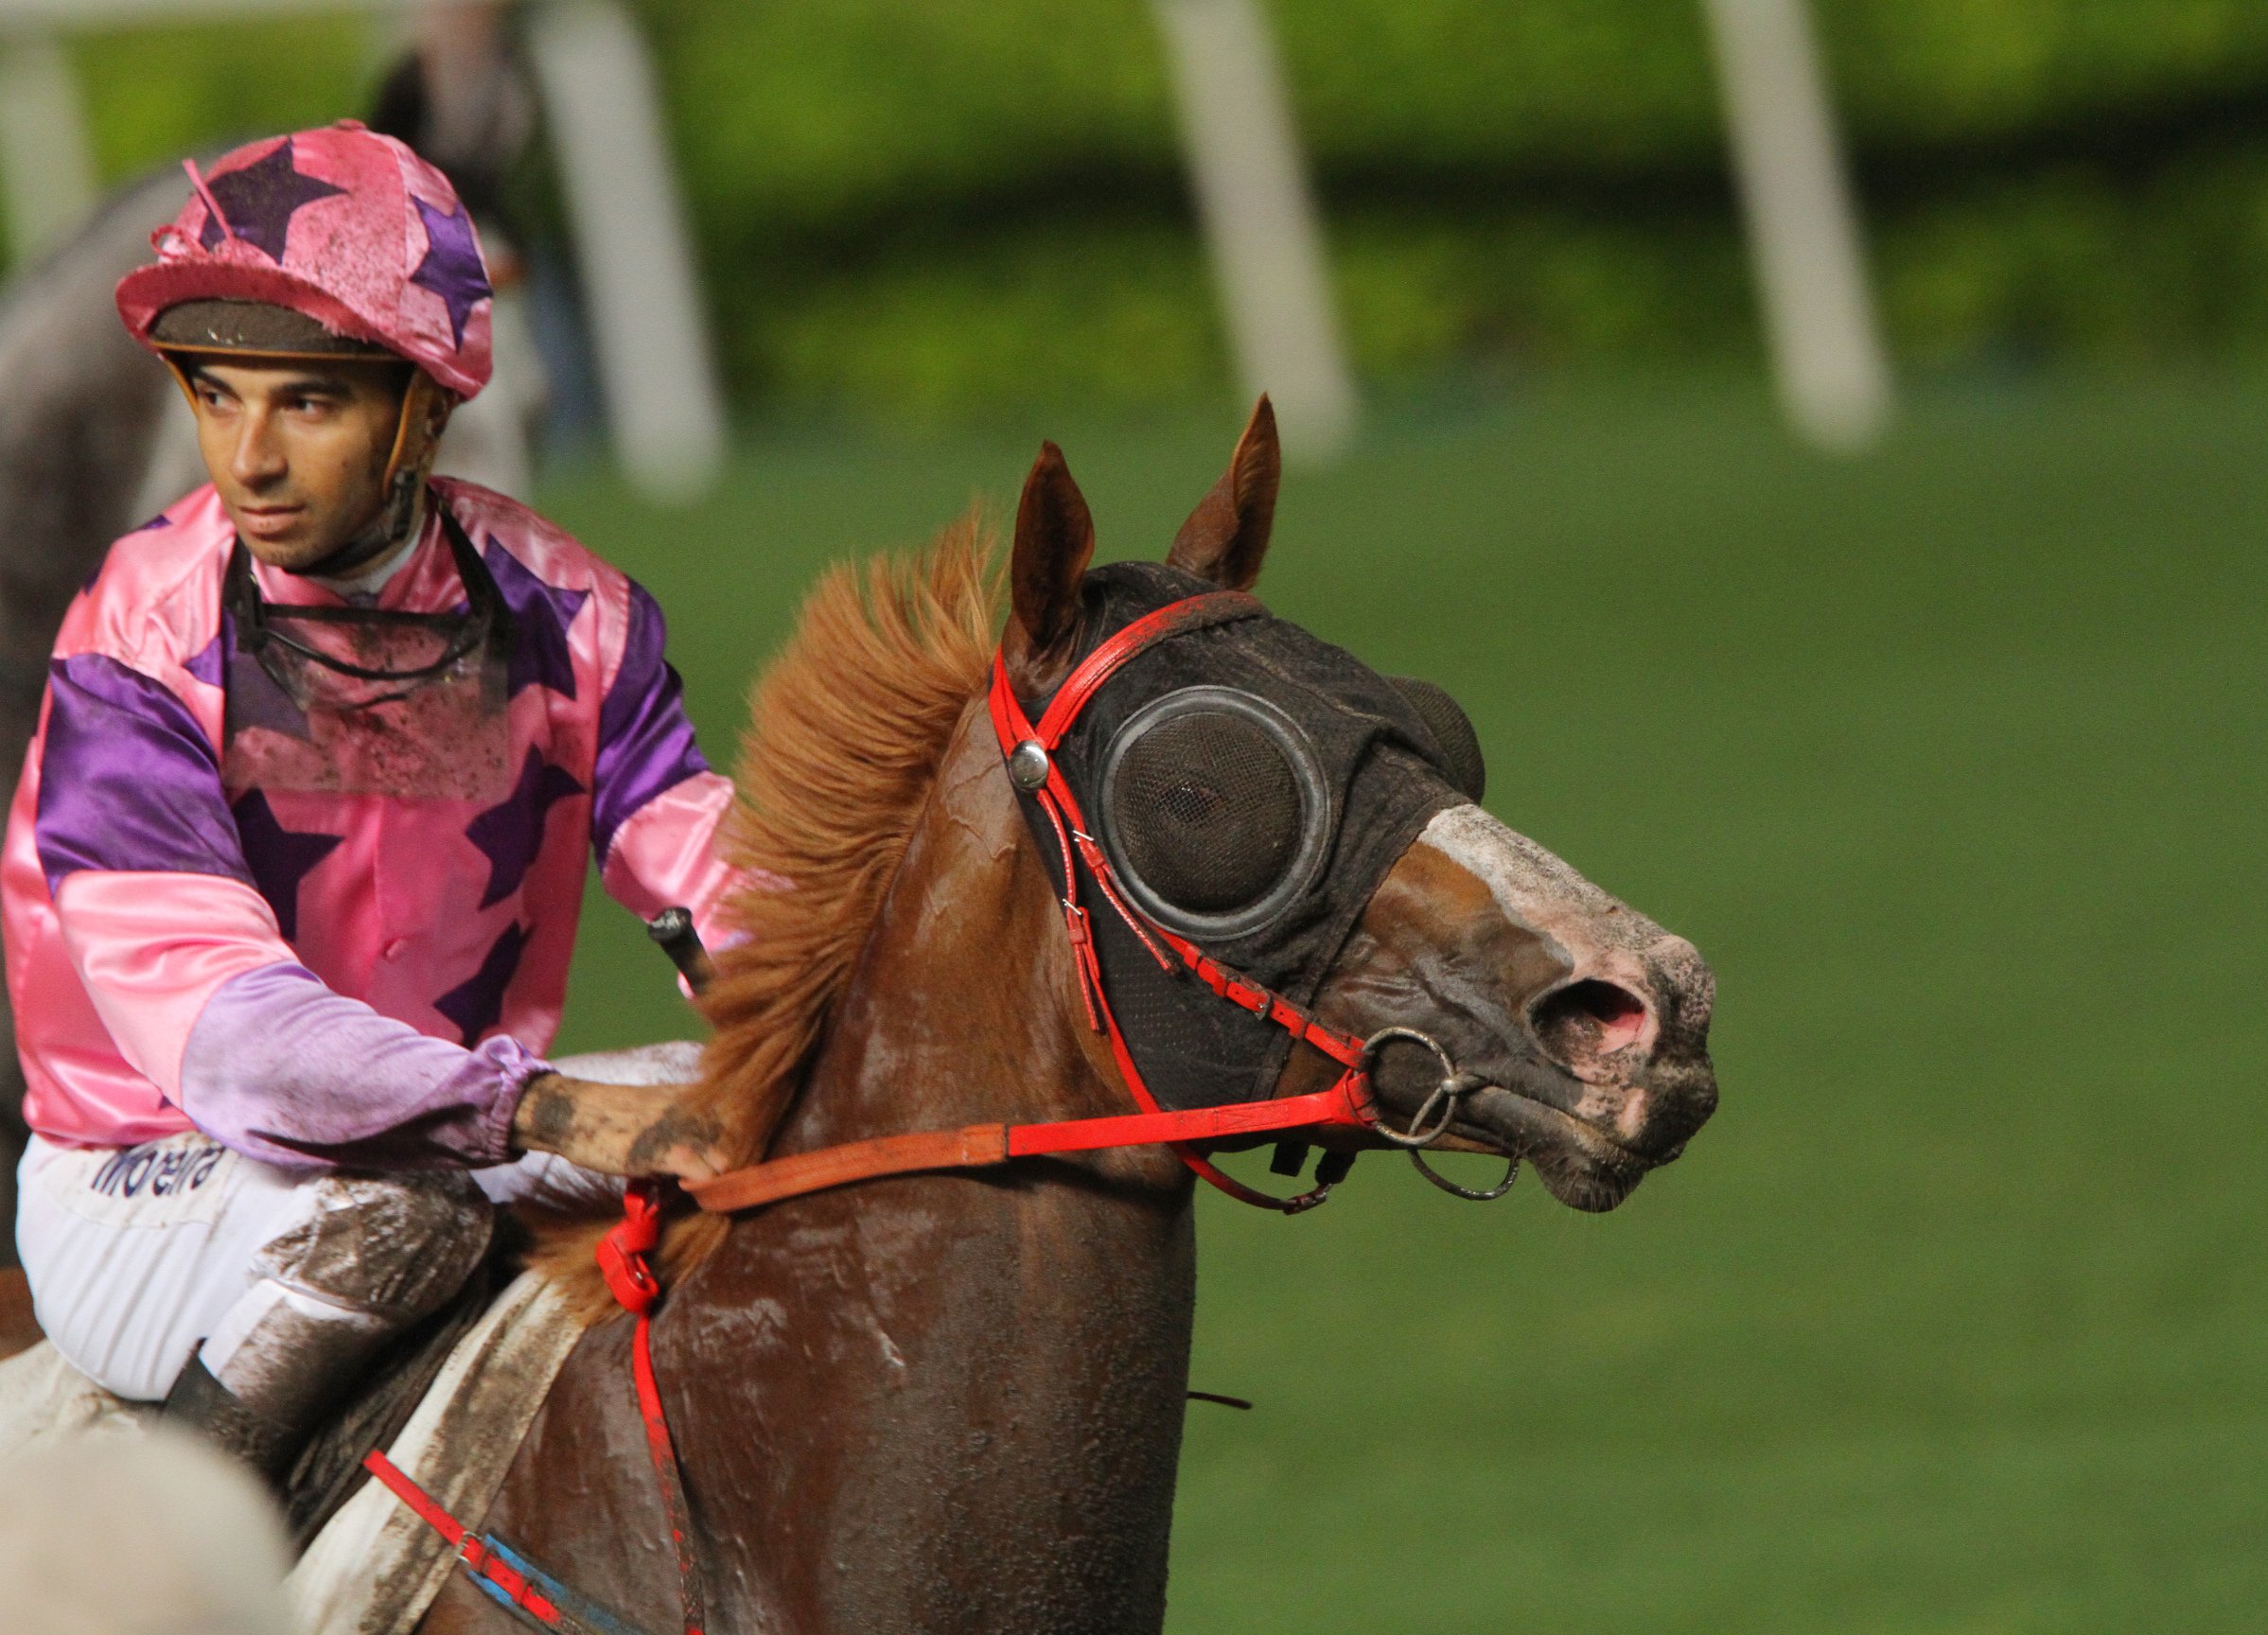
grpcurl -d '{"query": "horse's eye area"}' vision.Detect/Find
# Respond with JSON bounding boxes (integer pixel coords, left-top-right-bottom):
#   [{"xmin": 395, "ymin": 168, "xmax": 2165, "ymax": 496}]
[
  {"xmin": 1389, "ymin": 676, "xmax": 1486, "ymax": 802},
  {"xmin": 1108, "ymin": 709, "xmax": 1303, "ymax": 915}
]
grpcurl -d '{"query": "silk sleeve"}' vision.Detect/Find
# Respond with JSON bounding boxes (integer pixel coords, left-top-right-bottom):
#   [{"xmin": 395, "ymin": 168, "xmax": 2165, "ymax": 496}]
[
  {"xmin": 38, "ymin": 653, "xmax": 541, "ymax": 1167},
  {"xmin": 589, "ymin": 581, "xmax": 773, "ymax": 949}
]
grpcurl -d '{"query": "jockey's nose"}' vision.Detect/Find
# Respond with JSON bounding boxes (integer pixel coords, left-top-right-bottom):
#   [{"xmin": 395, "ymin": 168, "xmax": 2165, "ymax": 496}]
[{"xmin": 228, "ymin": 406, "xmax": 289, "ymax": 490}]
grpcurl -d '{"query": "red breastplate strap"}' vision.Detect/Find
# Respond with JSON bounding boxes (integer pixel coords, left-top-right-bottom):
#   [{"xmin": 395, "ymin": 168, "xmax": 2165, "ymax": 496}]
[
  {"xmin": 601, "ymin": 1183, "xmax": 707, "ymax": 1635},
  {"xmin": 365, "ymin": 1184, "xmax": 706, "ymax": 1635},
  {"xmin": 683, "ymin": 589, "xmax": 1390, "ymax": 1221}
]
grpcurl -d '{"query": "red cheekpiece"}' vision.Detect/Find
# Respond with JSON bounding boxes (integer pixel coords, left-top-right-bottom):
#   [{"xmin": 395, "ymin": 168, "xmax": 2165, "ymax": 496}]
[{"xmin": 115, "ymin": 121, "xmax": 492, "ymax": 399}]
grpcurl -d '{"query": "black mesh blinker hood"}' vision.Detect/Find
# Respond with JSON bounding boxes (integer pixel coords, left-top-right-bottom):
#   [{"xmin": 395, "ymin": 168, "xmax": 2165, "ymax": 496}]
[{"xmin": 1006, "ymin": 562, "xmax": 1464, "ymax": 1111}]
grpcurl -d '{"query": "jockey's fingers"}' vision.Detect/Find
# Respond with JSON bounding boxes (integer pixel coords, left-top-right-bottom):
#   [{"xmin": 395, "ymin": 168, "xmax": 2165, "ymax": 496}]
[
  {"xmin": 662, "ymin": 1143, "xmax": 726, "ymax": 1184},
  {"xmin": 622, "ymin": 1091, "xmax": 725, "ymax": 1182}
]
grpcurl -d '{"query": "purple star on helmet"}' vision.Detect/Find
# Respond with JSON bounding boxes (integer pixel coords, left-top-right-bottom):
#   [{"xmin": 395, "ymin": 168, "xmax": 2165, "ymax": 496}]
[
  {"xmin": 231, "ymin": 790, "xmax": 342, "ymax": 941},
  {"xmin": 467, "ymin": 748, "xmax": 586, "ymax": 908},
  {"xmin": 409, "ymin": 196, "xmax": 491, "ymax": 351},
  {"xmin": 197, "ymin": 137, "xmax": 346, "ymax": 262},
  {"xmin": 483, "ymin": 540, "xmax": 589, "ymax": 700},
  {"xmin": 434, "ymin": 922, "xmax": 529, "ymax": 1047}
]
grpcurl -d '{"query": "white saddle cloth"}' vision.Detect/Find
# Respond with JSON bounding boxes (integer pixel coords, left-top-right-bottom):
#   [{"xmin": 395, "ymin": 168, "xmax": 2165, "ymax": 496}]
[
  {"xmin": 0, "ymin": 1334, "xmax": 149, "ymax": 1450},
  {"xmin": 0, "ymin": 1042, "xmax": 697, "ymax": 1632},
  {"xmin": 0, "ymin": 1269, "xmax": 584, "ymax": 1635}
]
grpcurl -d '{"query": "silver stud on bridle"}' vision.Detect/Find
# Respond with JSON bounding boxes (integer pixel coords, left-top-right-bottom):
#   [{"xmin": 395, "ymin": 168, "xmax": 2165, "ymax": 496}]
[{"xmin": 1007, "ymin": 739, "xmax": 1052, "ymax": 792}]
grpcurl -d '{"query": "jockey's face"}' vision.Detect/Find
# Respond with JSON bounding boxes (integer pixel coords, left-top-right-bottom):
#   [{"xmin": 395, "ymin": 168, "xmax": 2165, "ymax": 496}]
[{"xmin": 182, "ymin": 357, "xmax": 414, "ymax": 572}]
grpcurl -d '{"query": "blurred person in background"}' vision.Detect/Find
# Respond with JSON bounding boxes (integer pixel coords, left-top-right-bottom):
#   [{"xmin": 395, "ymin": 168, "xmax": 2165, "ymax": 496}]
[
  {"xmin": 0, "ymin": 1425, "xmax": 296, "ymax": 1635},
  {"xmin": 5, "ymin": 121, "xmax": 737, "ymax": 1481}
]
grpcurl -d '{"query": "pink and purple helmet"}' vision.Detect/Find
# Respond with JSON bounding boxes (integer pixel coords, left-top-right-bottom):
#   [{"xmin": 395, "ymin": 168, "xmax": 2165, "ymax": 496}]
[{"xmin": 115, "ymin": 120, "xmax": 492, "ymax": 400}]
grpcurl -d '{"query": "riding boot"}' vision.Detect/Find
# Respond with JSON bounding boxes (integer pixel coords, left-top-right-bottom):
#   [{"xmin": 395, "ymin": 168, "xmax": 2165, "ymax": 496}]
[
  {"xmin": 169, "ymin": 1169, "xmax": 495, "ymax": 1486},
  {"xmin": 161, "ymin": 1352, "xmax": 304, "ymax": 1483}
]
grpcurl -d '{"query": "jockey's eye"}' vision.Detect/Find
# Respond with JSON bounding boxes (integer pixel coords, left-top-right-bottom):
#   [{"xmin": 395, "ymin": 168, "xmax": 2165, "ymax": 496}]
[{"xmin": 1097, "ymin": 685, "xmax": 1331, "ymax": 939}]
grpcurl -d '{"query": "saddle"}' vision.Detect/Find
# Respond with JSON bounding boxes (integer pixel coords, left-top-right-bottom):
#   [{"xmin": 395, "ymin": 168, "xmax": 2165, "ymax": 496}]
[{"xmin": 0, "ymin": 1239, "xmax": 514, "ymax": 1549}]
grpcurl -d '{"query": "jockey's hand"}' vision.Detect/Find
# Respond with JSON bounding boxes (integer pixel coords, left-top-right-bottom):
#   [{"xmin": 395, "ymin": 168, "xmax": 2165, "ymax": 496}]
[{"xmin": 509, "ymin": 1073, "xmax": 730, "ymax": 1182}]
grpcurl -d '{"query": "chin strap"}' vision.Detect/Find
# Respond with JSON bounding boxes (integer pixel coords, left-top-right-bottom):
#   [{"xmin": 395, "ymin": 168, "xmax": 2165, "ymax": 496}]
[{"xmin": 295, "ymin": 372, "xmax": 447, "ymax": 578}]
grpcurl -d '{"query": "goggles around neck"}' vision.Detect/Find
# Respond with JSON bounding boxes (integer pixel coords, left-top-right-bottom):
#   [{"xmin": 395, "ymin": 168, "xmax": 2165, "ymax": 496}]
[{"xmin": 224, "ymin": 500, "xmax": 504, "ymax": 699}]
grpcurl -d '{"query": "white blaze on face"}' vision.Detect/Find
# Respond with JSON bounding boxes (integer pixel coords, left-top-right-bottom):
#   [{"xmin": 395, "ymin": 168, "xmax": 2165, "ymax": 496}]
[
  {"xmin": 1412, "ymin": 803, "xmax": 1672, "ymax": 1082},
  {"xmin": 1416, "ymin": 804, "xmax": 1640, "ymax": 946}
]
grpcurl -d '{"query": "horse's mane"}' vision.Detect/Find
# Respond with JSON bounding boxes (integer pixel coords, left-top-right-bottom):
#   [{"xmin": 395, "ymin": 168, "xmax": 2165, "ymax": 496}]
[{"xmin": 528, "ymin": 513, "xmax": 1003, "ymax": 1316}]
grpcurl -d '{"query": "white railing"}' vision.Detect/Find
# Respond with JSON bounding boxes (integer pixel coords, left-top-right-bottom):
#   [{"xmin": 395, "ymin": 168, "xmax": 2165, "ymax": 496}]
[{"xmin": 5, "ymin": 0, "xmax": 1892, "ymax": 460}]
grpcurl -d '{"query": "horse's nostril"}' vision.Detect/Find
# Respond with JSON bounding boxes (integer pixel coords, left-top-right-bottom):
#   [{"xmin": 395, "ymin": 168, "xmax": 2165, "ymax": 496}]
[{"xmin": 1531, "ymin": 978, "xmax": 1650, "ymax": 1070}]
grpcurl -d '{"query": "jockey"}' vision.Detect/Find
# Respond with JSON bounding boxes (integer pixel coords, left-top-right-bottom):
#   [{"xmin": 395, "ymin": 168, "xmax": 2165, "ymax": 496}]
[{"xmin": 3, "ymin": 123, "xmax": 736, "ymax": 1477}]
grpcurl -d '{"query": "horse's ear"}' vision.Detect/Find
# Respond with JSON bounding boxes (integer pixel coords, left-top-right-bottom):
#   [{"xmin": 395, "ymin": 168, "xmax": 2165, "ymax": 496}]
[
  {"xmin": 1167, "ymin": 395, "xmax": 1278, "ymax": 590},
  {"xmin": 1005, "ymin": 440, "xmax": 1095, "ymax": 688}
]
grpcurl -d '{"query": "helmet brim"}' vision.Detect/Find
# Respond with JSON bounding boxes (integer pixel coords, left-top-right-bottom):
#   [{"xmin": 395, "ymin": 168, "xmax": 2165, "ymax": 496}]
[{"xmin": 118, "ymin": 256, "xmax": 484, "ymax": 399}]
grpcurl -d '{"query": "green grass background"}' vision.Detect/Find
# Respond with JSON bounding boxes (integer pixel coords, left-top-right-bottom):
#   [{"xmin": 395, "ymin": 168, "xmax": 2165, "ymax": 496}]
[
  {"xmin": 536, "ymin": 375, "xmax": 2268, "ymax": 1632},
  {"xmin": 34, "ymin": 3, "xmax": 2268, "ymax": 418}
]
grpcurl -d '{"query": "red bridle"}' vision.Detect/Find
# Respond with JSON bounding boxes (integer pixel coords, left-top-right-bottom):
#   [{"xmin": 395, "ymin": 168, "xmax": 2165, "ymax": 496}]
[
  {"xmin": 683, "ymin": 589, "xmax": 1403, "ymax": 1220},
  {"xmin": 366, "ymin": 592, "xmax": 1434, "ymax": 1632}
]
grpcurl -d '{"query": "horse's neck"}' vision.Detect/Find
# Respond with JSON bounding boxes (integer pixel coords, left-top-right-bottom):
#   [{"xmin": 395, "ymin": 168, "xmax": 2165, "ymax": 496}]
[
  {"xmin": 773, "ymin": 699, "xmax": 1169, "ymax": 1152},
  {"xmin": 668, "ymin": 704, "xmax": 1198, "ymax": 1632}
]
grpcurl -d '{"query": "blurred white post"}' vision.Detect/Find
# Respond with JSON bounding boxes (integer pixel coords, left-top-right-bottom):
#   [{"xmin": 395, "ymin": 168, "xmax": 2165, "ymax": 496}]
[
  {"xmin": 527, "ymin": 0, "xmax": 725, "ymax": 501},
  {"xmin": 1701, "ymin": 0, "xmax": 1892, "ymax": 451},
  {"xmin": 1153, "ymin": 0, "xmax": 1356, "ymax": 463},
  {"xmin": 0, "ymin": 32, "xmax": 97, "ymax": 266}
]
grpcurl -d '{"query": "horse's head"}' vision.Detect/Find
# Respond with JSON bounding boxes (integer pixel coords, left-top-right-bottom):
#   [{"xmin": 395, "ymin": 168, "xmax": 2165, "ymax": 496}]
[{"xmin": 1000, "ymin": 399, "xmax": 1715, "ymax": 1211}]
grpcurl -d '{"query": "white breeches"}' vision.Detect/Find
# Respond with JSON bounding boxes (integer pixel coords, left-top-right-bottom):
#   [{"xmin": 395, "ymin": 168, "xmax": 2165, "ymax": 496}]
[{"xmin": 14, "ymin": 1133, "xmax": 612, "ymax": 1402}]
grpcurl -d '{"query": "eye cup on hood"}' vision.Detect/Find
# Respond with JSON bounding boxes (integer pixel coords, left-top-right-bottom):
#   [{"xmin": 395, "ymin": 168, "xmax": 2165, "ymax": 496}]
[
  {"xmin": 1388, "ymin": 676, "xmax": 1486, "ymax": 802},
  {"xmin": 1098, "ymin": 685, "xmax": 1332, "ymax": 939}
]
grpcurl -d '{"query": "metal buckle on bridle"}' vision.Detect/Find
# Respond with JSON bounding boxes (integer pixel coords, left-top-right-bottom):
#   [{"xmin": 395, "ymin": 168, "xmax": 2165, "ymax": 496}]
[{"xmin": 1359, "ymin": 1027, "xmax": 1519, "ymax": 1202}]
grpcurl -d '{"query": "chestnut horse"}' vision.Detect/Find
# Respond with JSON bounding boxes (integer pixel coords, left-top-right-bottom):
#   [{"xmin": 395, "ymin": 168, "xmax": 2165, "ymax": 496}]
[{"xmin": 418, "ymin": 403, "xmax": 1717, "ymax": 1633}]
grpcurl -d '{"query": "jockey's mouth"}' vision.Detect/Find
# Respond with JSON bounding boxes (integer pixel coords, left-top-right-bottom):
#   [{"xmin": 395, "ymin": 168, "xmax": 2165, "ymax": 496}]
[{"xmin": 236, "ymin": 503, "xmax": 308, "ymax": 542}]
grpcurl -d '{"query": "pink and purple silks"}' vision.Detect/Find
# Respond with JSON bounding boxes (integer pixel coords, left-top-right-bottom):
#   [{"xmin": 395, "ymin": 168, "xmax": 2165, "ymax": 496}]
[{"xmin": 3, "ymin": 477, "xmax": 746, "ymax": 1169}]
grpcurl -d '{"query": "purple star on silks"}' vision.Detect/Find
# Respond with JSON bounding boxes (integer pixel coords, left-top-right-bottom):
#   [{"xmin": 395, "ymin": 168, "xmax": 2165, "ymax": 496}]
[
  {"xmin": 185, "ymin": 631, "xmax": 225, "ymax": 689},
  {"xmin": 483, "ymin": 540, "xmax": 588, "ymax": 700},
  {"xmin": 409, "ymin": 197, "xmax": 491, "ymax": 351},
  {"xmin": 197, "ymin": 137, "xmax": 345, "ymax": 262},
  {"xmin": 467, "ymin": 747, "xmax": 585, "ymax": 908},
  {"xmin": 434, "ymin": 922, "xmax": 529, "ymax": 1047},
  {"xmin": 231, "ymin": 790, "xmax": 342, "ymax": 941},
  {"xmin": 221, "ymin": 628, "xmax": 315, "ymax": 742}
]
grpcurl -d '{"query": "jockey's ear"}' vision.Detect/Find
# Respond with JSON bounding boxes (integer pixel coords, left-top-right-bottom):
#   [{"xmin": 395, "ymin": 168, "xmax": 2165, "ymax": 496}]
[
  {"xmin": 1005, "ymin": 439, "xmax": 1094, "ymax": 692},
  {"xmin": 1167, "ymin": 395, "xmax": 1277, "ymax": 591}
]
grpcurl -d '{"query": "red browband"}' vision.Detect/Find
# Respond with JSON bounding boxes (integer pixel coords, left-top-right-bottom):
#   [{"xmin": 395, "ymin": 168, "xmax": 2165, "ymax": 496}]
[{"xmin": 682, "ymin": 589, "xmax": 1395, "ymax": 1219}]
